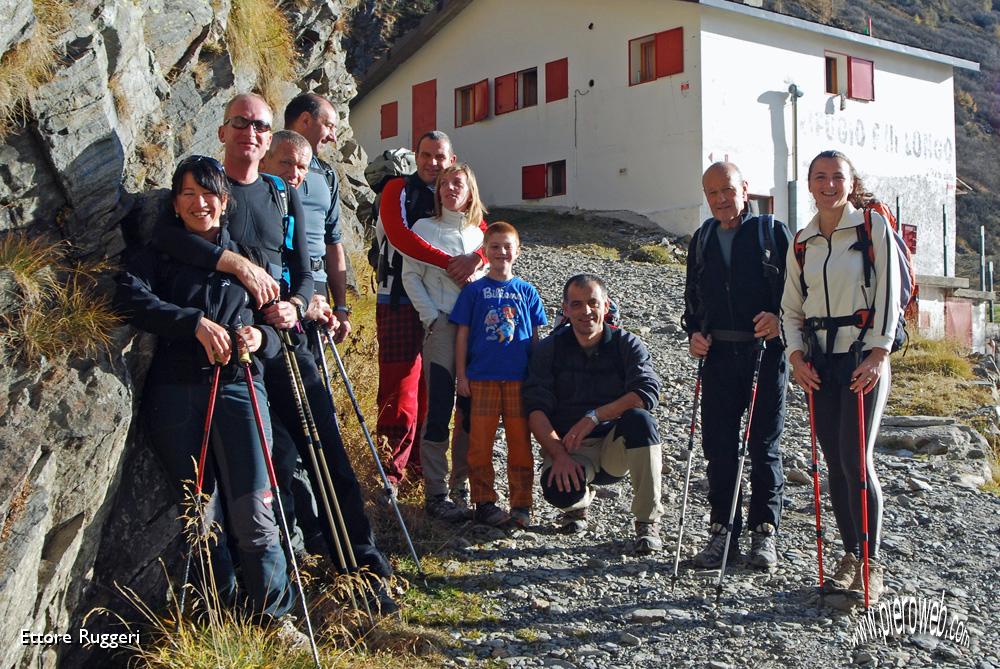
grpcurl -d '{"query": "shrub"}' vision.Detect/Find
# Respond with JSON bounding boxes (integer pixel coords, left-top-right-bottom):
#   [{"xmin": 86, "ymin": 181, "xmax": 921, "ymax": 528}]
[{"xmin": 226, "ymin": 0, "xmax": 297, "ymax": 111}]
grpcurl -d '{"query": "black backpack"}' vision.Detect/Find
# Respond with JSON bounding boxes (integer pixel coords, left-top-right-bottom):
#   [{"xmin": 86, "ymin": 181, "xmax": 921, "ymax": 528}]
[{"xmin": 692, "ymin": 214, "xmax": 784, "ymax": 311}]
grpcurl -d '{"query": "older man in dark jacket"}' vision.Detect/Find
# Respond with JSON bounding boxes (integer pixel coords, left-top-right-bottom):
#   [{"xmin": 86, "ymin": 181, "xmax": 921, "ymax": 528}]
[{"xmin": 524, "ymin": 273, "xmax": 663, "ymax": 554}]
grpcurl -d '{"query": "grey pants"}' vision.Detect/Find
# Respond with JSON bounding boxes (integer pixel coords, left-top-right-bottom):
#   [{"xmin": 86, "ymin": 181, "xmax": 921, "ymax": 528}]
[{"xmin": 419, "ymin": 315, "xmax": 470, "ymax": 498}]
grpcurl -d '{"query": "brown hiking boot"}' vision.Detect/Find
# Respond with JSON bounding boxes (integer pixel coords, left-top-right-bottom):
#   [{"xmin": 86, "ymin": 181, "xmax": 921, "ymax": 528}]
[
  {"xmin": 848, "ymin": 558, "xmax": 886, "ymax": 605},
  {"xmin": 823, "ymin": 553, "xmax": 859, "ymax": 593}
]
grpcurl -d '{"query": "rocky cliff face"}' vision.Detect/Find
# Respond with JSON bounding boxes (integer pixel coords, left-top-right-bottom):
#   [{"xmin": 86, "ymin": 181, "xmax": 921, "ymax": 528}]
[{"xmin": 0, "ymin": 2, "xmax": 373, "ymax": 667}]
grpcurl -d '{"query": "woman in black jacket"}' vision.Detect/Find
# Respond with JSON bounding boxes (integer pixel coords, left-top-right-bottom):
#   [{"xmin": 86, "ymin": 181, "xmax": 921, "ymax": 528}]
[{"xmin": 117, "ymin": 156, "xmax": 295, "ymax": 618}]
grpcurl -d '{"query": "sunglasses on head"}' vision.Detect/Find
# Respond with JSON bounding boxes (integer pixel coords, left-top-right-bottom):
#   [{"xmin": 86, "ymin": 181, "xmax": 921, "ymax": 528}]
[
  {"xmin": 224, "ymin": 115, "xmax": 272, "ymax": 133},
  {"xmin": 179, "ymin": 154, "xmax": 224, "ymax": 173}
]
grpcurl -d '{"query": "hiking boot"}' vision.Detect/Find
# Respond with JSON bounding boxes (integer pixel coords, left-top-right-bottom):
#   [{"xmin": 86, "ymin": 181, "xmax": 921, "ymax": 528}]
[
  {"xmin": 634, "ymin": 521, "xmax": 663, "ymax": 555},
  {"xmin": 823, "ymin": 553, "xmax": 859, "ymax": 593},
  {"xmin": 749, "ymin": 523, "xmax": 778, "ymax": 569},
  {"xmin": 474, "ymin": 502, "xmax": 511, "ymax": 527},
  {"xmin": 848, "ymin": 558, "xmax": 886, "ymax": 605},
  {"xmin": 450, "ymin": 487, "xmax": 471, "ymax": 514},
  {"xmin": 509, "ymin": 506, "xmax": 531, "ymax": 529},
  {"xmin": 558, "ymin": 507, "xmax": 588, "ymax": 534},
  {"xmin": 366, "ymin": 578, "xmax": 401, "ymax": 617},
  {"xmin": 425, "ymin": 494, "xmax": 468, "ymax": 522},
  {"xmin": 274, "ymin": 614, "xmax": 311, "ymax": 653},
  {"xmin": 692, "ymin": 524, "xmax": 740, "ymax": 568}
]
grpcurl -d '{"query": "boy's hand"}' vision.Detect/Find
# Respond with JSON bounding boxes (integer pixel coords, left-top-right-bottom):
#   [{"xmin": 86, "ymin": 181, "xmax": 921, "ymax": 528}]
[{"xmin": 456, "ymin": 377, "xmax": 471, "ymax": 397}]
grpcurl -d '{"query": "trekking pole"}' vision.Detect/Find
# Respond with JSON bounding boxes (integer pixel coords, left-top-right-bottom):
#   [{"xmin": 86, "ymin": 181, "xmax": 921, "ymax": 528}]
[
  {"xmin": 806, "ymin": 368, "xmax": 825, "ymax": 590},
  {"xmin": 278, "ymin": 329, "xmax": 370, "ymax": 620},
  {"xmin": 715, "ymin": 337, "xmax": 766, "ymax": 605},
  {"xmin": 856, "ymin": 381, "xmax": 871, "ymax": 610},
  {"xmin": 671, "ymin": 355, "xmax": 704, "ymax": 590},
  {"xmin": 237, "ymin": 336, "xmax": 322, "ymax": 669},
  {"xmin": 324, "ymin": 329, "xmax": 425, "ymax": 580},
  {"xmin": 176, "ymin": 365, "xmax": 221, "ymax": 627}
]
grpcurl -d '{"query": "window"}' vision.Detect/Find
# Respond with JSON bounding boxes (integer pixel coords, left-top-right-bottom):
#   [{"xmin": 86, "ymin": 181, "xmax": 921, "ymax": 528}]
[
  {"xmin": 629, "ymin": 27, "xmax": 683, "ymax": 85},
  {"xmin": 522, "ymin": 160, "xmax": 566, "ymax": 199},
  {"xmin": 494, "ymin": 67, "xmax": 538, "ymax": 115},
  {"xmin": 455, "ymin": 79, "xmax": 489, "ymax": 127},
  {"xmin": 380, "ymin": 101, "xmax": 398, "ymax": 139},
  {"xmin": 412, "ymin": 79, "xmax": 436, "ymax": 150},
  {"xmin": 519, "ymin": 68, "xmax": 538, "ymax": 107},
  {"xmin": 749, "ymin": 194, "xmax": 774, "ymax": 216},
  {"xmin": 545, "ymin": 58, "xmax": 568, "ymax": 102},
  {"xmin": 825, "ymin": 52, "xmax": 874, "ymax": 101}
]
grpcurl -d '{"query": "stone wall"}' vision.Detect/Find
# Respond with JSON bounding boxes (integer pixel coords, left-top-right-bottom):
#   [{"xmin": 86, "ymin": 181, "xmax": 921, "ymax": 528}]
[{"xmin": 0, "ymin": 1, "xmax": 373, "ymax": 667}]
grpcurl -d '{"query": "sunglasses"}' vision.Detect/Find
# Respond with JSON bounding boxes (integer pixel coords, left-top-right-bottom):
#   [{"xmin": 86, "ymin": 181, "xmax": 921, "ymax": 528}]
[{"xmin": 224, "ymin": 115, "xmax": 272, "ymax": 133}]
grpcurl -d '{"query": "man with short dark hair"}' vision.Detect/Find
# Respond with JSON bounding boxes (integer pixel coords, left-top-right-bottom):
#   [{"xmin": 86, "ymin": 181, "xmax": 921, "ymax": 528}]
[
  {"xmin": 523, "ymin": 274, "xmax": 664, "ymax": 554},
  {"xmin": 682, "ymin": 161, "xmax": 789, "ymax": 570},
  {"xmin": 374, "ymin": 130, "xmax": 486, "ymax": 519},
  {"xmin": 284, "ymin": 93, "xmax": 352, "ymax": 340}
]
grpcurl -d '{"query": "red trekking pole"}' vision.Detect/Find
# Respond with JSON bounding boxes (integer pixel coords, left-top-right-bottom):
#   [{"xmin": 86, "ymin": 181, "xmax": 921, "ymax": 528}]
[
  {"xmin": 238, "ymin": 335, "xmax": 322, "ymax": 669},
  {"xmin": 177, "ymin": 364, "xmax": 221, "ymax": 624},
  {"xmin": 806, "ymin": 379, "xmax": 825, "ymax": 590},
  {"xmin": 856, "ymin": 388, "xmax": 871, "ymax": 609}
]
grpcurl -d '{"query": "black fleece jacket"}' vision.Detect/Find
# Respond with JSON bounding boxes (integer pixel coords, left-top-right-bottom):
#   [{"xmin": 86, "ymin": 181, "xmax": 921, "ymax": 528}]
[
  {"xmin": 682, "ymin": 211, "xmax": 790, "ymax": 338},
  {"xmin": 116, "ymin": 226, "xmax": 280, "ymax": 384}
]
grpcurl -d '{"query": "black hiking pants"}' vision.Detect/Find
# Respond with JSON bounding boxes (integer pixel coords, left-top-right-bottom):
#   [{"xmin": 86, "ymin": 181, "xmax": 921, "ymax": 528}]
[
  {"xmin": 265, "ymin": 336, "xmax": 392, "ymax": 578},
  {"xmin": 700, "ymin": 339, "xmax": 786, "ymax": 538}
]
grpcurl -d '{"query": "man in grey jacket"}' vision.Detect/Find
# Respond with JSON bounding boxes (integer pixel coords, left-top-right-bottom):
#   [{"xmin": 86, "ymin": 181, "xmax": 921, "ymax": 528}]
[{"xmin": 523, "ymin": 273, "xmax": 664, "ymax": 554}]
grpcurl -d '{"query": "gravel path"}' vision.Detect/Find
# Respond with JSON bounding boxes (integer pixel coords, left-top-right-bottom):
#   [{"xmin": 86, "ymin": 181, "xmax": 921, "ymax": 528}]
[{"xmin": 435, "ymin": 215, "xmax": 1000, "ymax": 669}]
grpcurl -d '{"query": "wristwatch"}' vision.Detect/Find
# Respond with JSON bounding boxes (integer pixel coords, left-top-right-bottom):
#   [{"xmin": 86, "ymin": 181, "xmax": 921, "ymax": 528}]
[
  {"xmin": 293, "ymin": 300, "xmax": 306, "ymax": 322},
  {"xmin": 333, "ymin": 305, "xmax": 352, "ymax": 316},
  {"xmin": 585, "ymin": 409, "xmax": 600, "ymax": 425}
]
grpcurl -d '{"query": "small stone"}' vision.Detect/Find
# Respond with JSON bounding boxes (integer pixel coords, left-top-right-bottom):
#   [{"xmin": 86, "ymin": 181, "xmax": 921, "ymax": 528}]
[
  {"xmin": 630, "ymin": 608, "xmax": 667, "ymax": 623},
  {"xmin": 587, "ymin": 558, "xmax": 609, "ymax": 569},
  {"xmin": 854, "ymin": 649, "xmax": 875, "ymax": 665},
  {"xmin": 619, "ymin": 632, "xmax": 642, "ymax": 647},
  {"xmin": 906, "ymin": 476, "xmax": 933, "ymax": 492},
  {"xmin": 787, "ymin": 469, "xmax": 812, "ymax": 485},
  {"xmin": 911, "ymin": 634, "xmax": 939, "ymax": 652}
]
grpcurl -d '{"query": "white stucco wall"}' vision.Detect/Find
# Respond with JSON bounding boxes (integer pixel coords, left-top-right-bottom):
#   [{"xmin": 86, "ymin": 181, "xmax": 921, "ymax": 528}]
[
  {"xmin": 351, "ymin": 0, "xmax": 705, "ymax": 234},
  {"xmin": 700, "ymin": 8, "xmax": 958, "ymax": 276},
  {"xmin": 352, "ymin": 0, "xmax": 961, "ymax": 249}
]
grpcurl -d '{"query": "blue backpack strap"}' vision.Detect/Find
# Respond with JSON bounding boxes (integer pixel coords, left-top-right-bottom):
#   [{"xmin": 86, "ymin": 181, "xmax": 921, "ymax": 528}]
[{"xmin": 261, "ymin": 173, "xmax": 294, "ymax": 287}]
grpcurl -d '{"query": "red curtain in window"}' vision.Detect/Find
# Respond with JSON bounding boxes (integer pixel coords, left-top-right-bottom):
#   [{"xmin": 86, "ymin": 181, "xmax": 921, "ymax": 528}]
[
  {"xmin": 654, "ymin": 27, "xmax": 683, "ymax": 78},
  {"xmin": 848, "ymin": 57, "xmax": 874, "ymax": 101},
  {"xmin": 545, "ymin": 58, "xmax": 568, "ymax": 102},
  {"xmin": 380, "ymin": 101, "xmax": 398, "ymax": 139},
  {"xmin": 411, "ymin": 79, "xmax": 436, "ymax": 149},
  {"xmin": 495, "ymin": 73, "xmax": 517, "ymax": 115},
  {"xmin": 474, "ymin": 79, "xmax": 489, "ymax": 122},
  {"xmin": 522, "ymin": 164, "xmax": 546, "ymax": 199}
]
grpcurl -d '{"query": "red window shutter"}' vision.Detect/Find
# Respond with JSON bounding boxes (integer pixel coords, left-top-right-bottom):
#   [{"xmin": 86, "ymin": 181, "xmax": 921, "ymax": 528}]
[
  {"xmin": 848, "ymin": 57, "xmax": 874, "ymax": 101},
  {"xmin": 380, "ymin": 101, "xmax": 398, "ymax": 139},
  {"xmin": 654, "ymin": 27, "xmax": 683, "ymax": 78},
  {"xmin": 545, "ymin": 58, "xmax": 568, "ymax": 102},
  {"xmin": 474, "ymin": 79, "xmax": 489, "ymax": 122},
  {"xmin": 411, "ymin": 79, "xmax": 437, "ymax": 149},
  {"xmin": 522, "ymin": 164, "xmax": 546, "ymax": 199},
  {"xmin": 495, "ymin": 72, "xmax": 517, "ymax": 115}
]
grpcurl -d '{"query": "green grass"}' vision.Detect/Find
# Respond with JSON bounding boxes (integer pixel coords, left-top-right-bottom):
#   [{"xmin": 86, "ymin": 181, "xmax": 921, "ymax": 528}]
[
  {"xmin": 226, "ymin": 0, "xmax": 297, "ymax": 112},
  {"xmin": 0, "ymin": 0, "xmax": 69, "ymax": 138},
  {"xmin": 629, "ymin": 244, "xmax": 676, "ymax": 265},
  {"xmin": 0, "ymin": 232, "xmax": 119, "ymax": 365}
]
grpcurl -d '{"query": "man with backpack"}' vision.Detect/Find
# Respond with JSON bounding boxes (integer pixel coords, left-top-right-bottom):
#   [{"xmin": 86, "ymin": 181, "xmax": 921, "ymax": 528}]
[
  {"xmin": 372, "ymin": 130, "xmax": 486, "ymax": 518},
  {"xmin": 681, "ymin": 162, "xmax": 790, "ymax": 570}
]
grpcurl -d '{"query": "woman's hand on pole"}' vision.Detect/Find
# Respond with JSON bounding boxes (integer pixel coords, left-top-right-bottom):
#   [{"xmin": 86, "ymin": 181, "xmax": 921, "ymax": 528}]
[
  {"xmin": 236, "ymin": 325, "xmax": 263, "ymax": 354},
  {"xmin": 850, "ymin": 347, "xmax": 887, "ymax": 394},
  {"xmin": 195, "ymin": 317, "xmax": 231, "ymax": 364},
  {"xmin": 789, "ymin": 350, "xmax": 821, "ymax": 393}
]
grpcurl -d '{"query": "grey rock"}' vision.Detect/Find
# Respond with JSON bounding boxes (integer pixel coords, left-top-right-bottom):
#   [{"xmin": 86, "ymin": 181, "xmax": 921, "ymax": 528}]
[
  {"xmin": 619, "ymin": 632, "xmax": 642, "ymax": 646},
  {"xmin": 629, "ymin": 608, "xmax": 667, "ymax": 623},
  {"xmin": 787, "ymin": 468, "xmax": 812, "ymax": 485},
  {"xmin": 877, "ymin": 422, "xmax": 989, "ymax": 458},
  {"xmin": 0, "ymin": 0, "xmax": 33, "ymax": 54},
  {"xmin": 907, "ymin": 476, "xmax": 933, "ymax": 492}
]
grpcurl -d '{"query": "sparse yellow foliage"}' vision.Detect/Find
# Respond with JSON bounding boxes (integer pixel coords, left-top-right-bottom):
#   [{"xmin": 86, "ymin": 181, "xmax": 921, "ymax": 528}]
[{"xmin": 226, "ymin": 0, "xmax": 297, "ymax": 112}]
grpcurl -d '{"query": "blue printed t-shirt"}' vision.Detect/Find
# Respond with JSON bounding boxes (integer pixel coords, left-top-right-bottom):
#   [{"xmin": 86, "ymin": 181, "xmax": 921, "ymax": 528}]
[{"xmin": 450, "ymin": 276, "xmax": 547, "ymax": 381}]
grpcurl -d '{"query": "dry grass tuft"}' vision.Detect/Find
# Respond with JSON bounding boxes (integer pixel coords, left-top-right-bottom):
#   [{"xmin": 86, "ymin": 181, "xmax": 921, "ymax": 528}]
[
  {"xmin": 226, "ymin": 0, "xmax": 297, "ymax": 111},
  {"xmin": 0, "ymin": 0, "xmax": 70, "ymax": 139},
  {"xmin": 887, "ymin": 333, "xmax": 986, "ymax": 418},
  {"xmin": 0, "ymin": 232, "xmax": 119, "ymax": 365}
]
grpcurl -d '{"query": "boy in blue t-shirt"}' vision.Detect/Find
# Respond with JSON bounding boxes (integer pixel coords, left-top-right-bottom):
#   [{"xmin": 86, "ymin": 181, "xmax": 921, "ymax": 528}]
[{"xmin": 452, "ymin": 222, "xmax": 547, "ymax": 527}]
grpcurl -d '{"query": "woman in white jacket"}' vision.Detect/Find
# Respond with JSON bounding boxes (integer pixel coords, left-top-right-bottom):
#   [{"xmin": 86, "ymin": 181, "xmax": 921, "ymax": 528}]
[
  {"xmin": 402, "ymin": 163, "xmax": 486, "ymax": 520},
  {"xmin": 781, "ymin": 150, "xmax": 900, "ymax": 605}
]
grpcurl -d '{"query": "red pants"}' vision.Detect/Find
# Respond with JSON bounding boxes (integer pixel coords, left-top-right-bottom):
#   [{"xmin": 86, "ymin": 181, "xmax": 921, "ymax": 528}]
[
  {"xmin": 468, "ymin": 380, "xmax": 534, "ymax": 508},
  {"xmin": 376, "ymin": 302, "xmax": 427, "ymax": 485}
]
